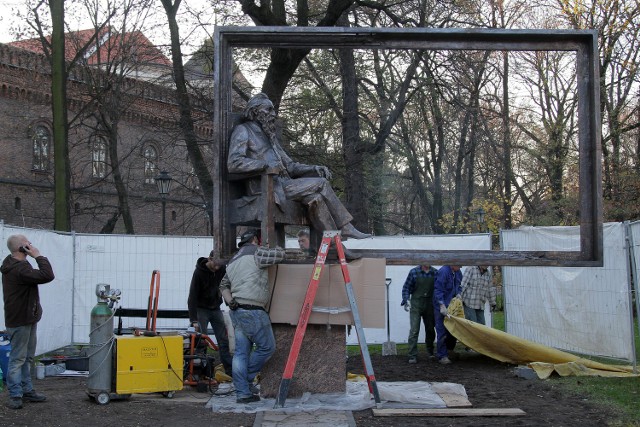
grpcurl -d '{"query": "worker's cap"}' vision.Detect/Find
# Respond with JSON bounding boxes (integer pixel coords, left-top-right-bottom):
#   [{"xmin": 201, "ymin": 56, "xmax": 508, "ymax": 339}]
[{"xmin": 238, "ymin": 229, "xmax": 260, "ymax": 248}]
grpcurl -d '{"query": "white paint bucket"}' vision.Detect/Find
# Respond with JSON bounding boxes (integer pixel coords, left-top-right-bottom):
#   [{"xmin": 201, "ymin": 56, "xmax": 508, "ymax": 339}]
[{"xmin": 36, "ymin": 363, "xmax": 45, "ymax": 380}]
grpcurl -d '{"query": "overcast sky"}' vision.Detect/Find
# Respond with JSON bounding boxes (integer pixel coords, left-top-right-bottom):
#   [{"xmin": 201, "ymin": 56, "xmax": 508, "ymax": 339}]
[
  {"xmin": 0, "ymin": 1, "xmax": 262, "ymax": 91},
  {"xmin": 0, "ymin": 0, "xmax": 217, "ymax": 57},
  {"xmin": 0, "ymin": 1, "xmax": 24, "ymax": 43}
]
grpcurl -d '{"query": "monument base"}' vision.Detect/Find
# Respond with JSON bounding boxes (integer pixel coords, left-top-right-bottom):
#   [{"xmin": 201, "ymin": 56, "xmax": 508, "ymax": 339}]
[{"xmin": 259, "ymin": 323, "xmax": 346, "ymax": 398}]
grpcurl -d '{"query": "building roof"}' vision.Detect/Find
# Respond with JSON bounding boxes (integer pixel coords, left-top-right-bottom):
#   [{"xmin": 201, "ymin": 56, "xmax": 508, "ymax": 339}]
[{"xmin": 9, "ymin": 27, "xmax": 171, "ymax": 67}]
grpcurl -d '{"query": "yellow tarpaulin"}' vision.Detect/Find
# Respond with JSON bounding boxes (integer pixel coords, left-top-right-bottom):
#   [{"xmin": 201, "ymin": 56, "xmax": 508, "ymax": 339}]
[{"xmin": 443, "ymin": 298, "xmax": 637, "ymax": 379}]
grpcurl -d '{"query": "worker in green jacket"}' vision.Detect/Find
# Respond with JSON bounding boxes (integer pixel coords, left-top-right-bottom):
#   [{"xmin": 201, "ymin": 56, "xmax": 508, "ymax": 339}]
[{"xmin": 401, "ymin": 265, "xmax": 438, "ymax": 364}]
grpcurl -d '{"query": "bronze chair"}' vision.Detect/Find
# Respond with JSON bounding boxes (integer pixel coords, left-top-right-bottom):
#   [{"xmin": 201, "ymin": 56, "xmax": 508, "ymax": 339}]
[{"xmin": 227, "ymin": 167, "xmax": 312, "ymax": 249}]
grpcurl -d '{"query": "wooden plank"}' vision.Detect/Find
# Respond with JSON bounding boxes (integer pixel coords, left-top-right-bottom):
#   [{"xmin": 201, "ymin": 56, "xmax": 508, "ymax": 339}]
[
  {"xmin": 277, "ymin": 249, "xmax": 601, "ymax": 267},
  {"xmin": 438, "ymin": 393, "xmax": 472, "ymax": 408},
  {"xmin": 373, "ymin": 408, "xmax": 526, "ymax": 417}
]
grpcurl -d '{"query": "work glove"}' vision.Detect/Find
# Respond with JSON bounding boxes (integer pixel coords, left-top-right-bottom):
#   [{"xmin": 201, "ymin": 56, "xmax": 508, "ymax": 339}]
[
  {"xmin": 439, "ymin": 304, "xmax": 448, "ymax": 317},
  {"xmin": 228, "ymin": 298, "xmax": 239, "ymax": 311},
  {"xmin": 403, "ymin": 301, "xmax": 411, "ymax": 312}
]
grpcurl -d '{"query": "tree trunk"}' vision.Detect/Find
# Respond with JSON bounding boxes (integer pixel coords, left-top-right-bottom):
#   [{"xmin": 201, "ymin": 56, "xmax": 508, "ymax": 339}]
[
  {"xmin": 426, "ymin": 75, "xmax": 445, "ymax": 233},
  {"xmin": 453, "ymin": 110, "xmax": 471, "ymax": 230},
  {"xmin": 161, "ymin": 0, "xmax": 214, "ymax": 228},
  {"xmin": 104, "ymin": 116, "xmax": 135, "ymax": 233},
  {"xmin": 502, "ymin": 51, "xmax": 512, "ymax": 228},
  {"xmin": 50, "ymin": 0, "xmax": 71, "ymax": 231},
  {"xmin": 338, "ymin": 17, "xmax": 368, "ymax": 230}
]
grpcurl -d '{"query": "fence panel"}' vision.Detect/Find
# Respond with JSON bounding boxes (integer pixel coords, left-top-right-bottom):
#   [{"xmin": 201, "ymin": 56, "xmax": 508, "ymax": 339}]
[
  {"xmin": 72, "ymin": 234, "xmax": 214, "ymax": 342},
  {"xmin": 501, "ymin": 223, "xmax": 633, "ymax": 361}
]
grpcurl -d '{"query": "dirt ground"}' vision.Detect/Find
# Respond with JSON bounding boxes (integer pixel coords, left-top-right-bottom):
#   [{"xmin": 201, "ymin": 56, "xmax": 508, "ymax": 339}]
[{"xmin": 0, "ymin": 349, "xmax": 612, "ymax": 427}]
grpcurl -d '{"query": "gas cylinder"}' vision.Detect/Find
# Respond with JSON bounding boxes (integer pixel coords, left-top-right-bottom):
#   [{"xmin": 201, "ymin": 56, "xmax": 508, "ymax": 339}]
[{"xmin": 87, "ymin": 284, "xmax": 117, "ymax": 401}]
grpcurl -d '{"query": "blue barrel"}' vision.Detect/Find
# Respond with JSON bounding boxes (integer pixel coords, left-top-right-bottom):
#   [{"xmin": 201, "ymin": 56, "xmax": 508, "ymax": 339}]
[{"xmin": 0, "ymin": 333, "xmax": 10, "ymax": 382}]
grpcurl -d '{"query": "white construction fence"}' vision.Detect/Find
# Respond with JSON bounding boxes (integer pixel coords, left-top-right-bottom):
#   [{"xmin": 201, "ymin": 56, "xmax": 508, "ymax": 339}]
[
  {"xmin": 0, "ymin": 221, "xmax": 637, "ymax": 363},
  {"xmin": 501, "ymin": 222, "xmax": 637, "ymax": 362}
]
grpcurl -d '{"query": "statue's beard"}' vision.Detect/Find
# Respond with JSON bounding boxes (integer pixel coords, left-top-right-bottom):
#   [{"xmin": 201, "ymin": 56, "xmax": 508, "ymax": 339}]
[{"xmin": 256, "ymin": 111, "xmax": 277, "ymax": 143}]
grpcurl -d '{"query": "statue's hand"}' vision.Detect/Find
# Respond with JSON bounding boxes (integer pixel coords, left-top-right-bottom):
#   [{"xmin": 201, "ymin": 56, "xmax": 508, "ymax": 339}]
[
  {"xmin": 314, "ymin": 165, "xmax": 332, "ymax": 180},
  {"xmin": 264, "ymin": 160, "xmax": 282, "ymax": 174}
]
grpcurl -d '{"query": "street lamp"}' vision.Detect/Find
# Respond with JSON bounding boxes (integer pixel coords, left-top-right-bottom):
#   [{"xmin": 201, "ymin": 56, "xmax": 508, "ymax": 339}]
[
  {"xmin": 474, "ymin": 207, "xmax": 486, "ymax": 232},
  {"xmin": 155, "ymin": 171, "xmax": 172, "ymax": 235}
]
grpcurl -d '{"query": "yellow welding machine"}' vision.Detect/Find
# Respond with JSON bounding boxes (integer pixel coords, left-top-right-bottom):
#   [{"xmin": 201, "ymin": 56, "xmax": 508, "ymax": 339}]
[{"xmin": 114, "ymin": 335, "xmax": 183, "ymax": 395}]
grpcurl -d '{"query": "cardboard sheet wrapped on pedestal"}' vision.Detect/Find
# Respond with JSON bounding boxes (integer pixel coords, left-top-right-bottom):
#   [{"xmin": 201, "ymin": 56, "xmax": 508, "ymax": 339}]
[{"xmin": 266, "ymin": 258, "xmax": 386, "ymax": 328}]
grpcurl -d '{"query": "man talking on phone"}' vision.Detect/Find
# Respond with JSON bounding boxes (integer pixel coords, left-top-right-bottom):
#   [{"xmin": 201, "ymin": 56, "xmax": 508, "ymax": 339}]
[{"xmin": 1, "ymin": 235, "xmax": 54, "ymax": 409}]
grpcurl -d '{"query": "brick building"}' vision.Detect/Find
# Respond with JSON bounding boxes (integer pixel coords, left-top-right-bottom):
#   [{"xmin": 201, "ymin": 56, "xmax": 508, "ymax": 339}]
[{"xmin": 0, "ymin": 32, "xmax": 228, "ymax": 236}]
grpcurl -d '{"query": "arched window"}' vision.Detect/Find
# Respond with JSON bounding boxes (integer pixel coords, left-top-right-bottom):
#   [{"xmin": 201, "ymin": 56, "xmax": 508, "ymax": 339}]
[
  {"xmin": 92, "ymin": 138, "xmax": 107, "ymax": 178},
  {"xmin": 143, "ymin": 145, "xmax": 158, "ymax": 184},
  {"xmin": 32, "ymin": 125, "xmax": 50, "ymax": 171}
]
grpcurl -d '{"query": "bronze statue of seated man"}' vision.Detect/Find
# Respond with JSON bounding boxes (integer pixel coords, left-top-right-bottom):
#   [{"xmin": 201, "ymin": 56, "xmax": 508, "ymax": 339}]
[{"xmin": 228, "ymin": 93, "xmax": 371, "ymax": 240}]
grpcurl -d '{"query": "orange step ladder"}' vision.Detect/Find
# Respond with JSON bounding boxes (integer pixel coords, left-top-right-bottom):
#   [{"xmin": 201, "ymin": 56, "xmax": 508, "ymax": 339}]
[{"xmin": 273, "ymin": 230, "xmax": 380, "ymax": 408}]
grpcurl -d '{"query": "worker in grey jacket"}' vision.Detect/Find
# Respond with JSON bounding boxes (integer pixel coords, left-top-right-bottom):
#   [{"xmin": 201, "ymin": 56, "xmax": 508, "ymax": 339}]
[{"xmin": 220, "ymin": 229, "xmax": 285, "ymax": 404}]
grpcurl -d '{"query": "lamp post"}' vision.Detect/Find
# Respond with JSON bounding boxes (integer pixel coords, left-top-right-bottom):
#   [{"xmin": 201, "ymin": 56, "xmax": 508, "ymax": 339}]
[
  {"xmin": 474, "ymin": 207, "xmax": 486, "ymax": 232},
  {"xmin": 155, "ymin": 171, "xmax": 172, "ymax": 235}
]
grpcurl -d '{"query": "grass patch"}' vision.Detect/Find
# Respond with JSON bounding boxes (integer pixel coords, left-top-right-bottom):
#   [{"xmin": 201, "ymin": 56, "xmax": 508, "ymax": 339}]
[
  {"xmin": 552, "ymin": 321, "xmax": 640, "ymax": 425},
  {"xmin": 491, "ymin": 310, "xmax": 505, "ymax": 331},
  {"xmin": 557, "ymin": 376, "xmax": 640, "ymax": 425},
  {"xmin": 347, "ymin": 343, "xmax": 409, "ymax": 357}
]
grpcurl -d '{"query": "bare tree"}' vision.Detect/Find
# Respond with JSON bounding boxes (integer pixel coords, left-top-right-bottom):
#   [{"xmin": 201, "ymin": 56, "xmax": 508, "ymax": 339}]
[
  {"xmin": 160, "ymin": 0, "xmax": 215, "ymax": 229},
  {"xmin": 512, "ymin": 50, "xmax": 578, "ymax": 223},
  {"xmin": 557, "ymin": 0, "xmax": 640, "ymax": 220}
]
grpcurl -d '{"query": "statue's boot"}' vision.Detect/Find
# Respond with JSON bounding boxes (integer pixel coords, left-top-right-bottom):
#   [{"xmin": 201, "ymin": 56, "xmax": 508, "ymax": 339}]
[
  {"xmin": 340, "ymin": 223, "xmax": 372, "ymax": 239},
  {"xmin": 326, "ymin": 243, "xmax": 362, "ymax": 261}
]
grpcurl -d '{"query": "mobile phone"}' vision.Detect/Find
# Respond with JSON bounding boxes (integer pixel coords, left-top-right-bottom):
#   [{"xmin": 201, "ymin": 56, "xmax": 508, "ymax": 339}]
[{"xmin": 19, "ymin": 246, "xmax": 28, "ymax": 254}]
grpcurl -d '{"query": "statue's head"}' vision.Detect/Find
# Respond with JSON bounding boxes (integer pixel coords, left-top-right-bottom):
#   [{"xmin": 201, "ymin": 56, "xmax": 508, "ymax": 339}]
[{"xmin": 244, "ymin": 93, "xmax": 274, "ymax": 121}]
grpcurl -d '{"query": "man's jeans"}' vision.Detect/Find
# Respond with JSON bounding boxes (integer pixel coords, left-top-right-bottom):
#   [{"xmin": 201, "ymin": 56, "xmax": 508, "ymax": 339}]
[
  {"xmin": 229, "ymin": 309, "xmax": 275, "ymax": 398},
  {"xmin": 6, "ymin": 323, "xmax": 38, "ymax": 398},
  {"xmin": 463, "ymin": 305, "xmax": 486, "ymax": 325},
  {"xmin": 196, "ymin": 307, "xmax": 233, "ymax": 374}
]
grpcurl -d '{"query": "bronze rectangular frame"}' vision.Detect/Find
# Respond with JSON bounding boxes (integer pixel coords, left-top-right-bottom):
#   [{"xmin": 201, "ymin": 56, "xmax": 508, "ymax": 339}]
[{"xmin": 212, "ymin": 26, "xmax": 602, "ymax": 267}]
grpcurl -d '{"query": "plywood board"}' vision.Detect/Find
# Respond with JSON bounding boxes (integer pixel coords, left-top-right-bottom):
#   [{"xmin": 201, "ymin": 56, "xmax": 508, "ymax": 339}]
[{"xmin": 437, "ymin": 392, "xmax": 472, "ymax": 408}]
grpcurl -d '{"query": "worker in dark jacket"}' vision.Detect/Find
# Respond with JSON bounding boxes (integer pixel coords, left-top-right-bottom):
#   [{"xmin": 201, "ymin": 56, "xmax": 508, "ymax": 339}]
[
  {"xmin": 1, "ymin": 234, "xmax": 55, "ymax": 410},
  {"xmin": 187, "ymin": 250, "xmax": 232, "ymax": 375}
]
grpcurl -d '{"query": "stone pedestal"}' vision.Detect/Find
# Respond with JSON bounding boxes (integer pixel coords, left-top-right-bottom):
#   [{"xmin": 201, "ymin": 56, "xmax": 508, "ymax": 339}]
[{"xmin": 259, "ymin": 323, "xmax": 346, "ymax": 398}]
